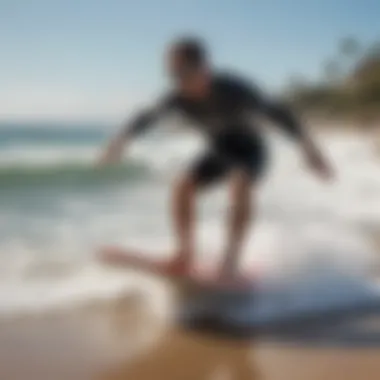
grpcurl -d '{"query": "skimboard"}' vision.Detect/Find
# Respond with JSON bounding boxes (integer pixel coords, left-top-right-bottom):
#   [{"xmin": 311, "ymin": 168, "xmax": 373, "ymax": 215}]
[
  {"xmin": 98, "ymin": 246, "xmax": 255, "ymax": 292},
  {"xmin": 98, "ymin": 246, "xmax": 380, "ymax": 345}
]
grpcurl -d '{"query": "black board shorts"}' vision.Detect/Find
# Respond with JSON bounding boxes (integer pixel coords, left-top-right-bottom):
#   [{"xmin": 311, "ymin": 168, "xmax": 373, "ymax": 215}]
[{"xmin": 189, "ymin": 128, "xmax": 268, "ymax": 187}]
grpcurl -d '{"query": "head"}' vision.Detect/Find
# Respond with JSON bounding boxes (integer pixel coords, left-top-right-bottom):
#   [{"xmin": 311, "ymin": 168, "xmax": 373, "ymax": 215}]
[{"xmin": 167, "ymin": 37, "xmax": 211, "ymax": 97}]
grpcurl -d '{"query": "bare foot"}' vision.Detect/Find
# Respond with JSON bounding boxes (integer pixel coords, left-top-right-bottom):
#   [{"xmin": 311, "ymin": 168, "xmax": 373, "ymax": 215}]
[
  {"xmin": 218, "ymin": 260, "xmax": 238, "ymax": 281},
  {"xmin": 100, "ymin": 247, "xmax": 125, "ymax": 264},
  {"xmin": 164, "ymin": 252, "xmax": 192, "ymax": 276},
  {"xmin": 217, "ymin": 262, "xmax": 253, "ymax": 288}
]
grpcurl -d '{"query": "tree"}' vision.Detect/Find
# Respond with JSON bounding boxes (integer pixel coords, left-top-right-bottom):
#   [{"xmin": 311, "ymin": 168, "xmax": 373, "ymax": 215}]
[
  {"xmin": 323, "ymin": 59, "xmax": 341, "ymax": 83},
  {"xmin": 367, "ymin": 40, "xmax": 380, "ymax": 59},
  {"xmin": 339, "ymin": 36, "xmax": 361, "ymax": 60}
]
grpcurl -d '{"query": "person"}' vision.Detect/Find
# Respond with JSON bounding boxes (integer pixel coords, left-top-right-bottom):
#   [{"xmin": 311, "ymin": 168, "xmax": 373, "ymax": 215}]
[{"xmin": 99, "ymin": 36, "xmax": 333, "ymax": 279}]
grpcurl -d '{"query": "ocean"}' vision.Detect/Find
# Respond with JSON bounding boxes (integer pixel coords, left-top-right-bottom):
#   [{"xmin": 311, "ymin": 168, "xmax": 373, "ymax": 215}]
[{"xmin": 0, "ymin": 123, "xmax": 380, "ymax": 316}]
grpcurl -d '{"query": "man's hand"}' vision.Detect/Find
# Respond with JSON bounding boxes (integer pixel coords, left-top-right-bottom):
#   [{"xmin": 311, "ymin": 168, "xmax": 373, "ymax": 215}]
[
  {"xmin": 97, "ymin": 136, "xmax": 127, "ymax": 168},
  {"xmin": 302, "ymin": 138, "xmax": 334, "ymax": 181}
]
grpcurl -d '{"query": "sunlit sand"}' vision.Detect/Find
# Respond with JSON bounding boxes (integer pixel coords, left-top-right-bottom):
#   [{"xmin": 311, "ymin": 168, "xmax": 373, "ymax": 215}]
[{"xmin": 1, "ymin": 284, "xmax": 380, "ymax": 380}]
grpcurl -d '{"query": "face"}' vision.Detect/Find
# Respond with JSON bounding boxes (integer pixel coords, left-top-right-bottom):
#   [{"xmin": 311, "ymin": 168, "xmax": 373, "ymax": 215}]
[{"xmin": 167, "ymin": 48, "xmax": 210, "ymax": 97}]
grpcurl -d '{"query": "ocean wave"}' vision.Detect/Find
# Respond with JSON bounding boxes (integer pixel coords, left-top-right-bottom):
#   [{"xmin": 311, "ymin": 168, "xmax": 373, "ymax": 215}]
[
  {"xmin": 0, "ymin": 131, "xmax": 379, "ymax": 317},
  {"xmin": 0, "ymin": 125, "xmax": 106, "ymax": 147},
  {"xmin": 0, "ymin": 139, "xmax": 202, "ymax": 189},
  {"xmin": 0, "ymin": 161, "xmax": 151, "ymax": 188}
]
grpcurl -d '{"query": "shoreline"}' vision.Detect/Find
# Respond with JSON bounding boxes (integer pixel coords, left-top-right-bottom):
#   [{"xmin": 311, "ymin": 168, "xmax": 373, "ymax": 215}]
[{"xmin": 1, "ymin": 283, "xmax": 380, "ymax": 380}]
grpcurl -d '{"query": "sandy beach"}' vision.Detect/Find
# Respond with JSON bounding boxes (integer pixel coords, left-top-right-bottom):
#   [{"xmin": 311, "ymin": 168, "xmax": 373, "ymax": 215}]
[{"xmin": 1, "ymin": 286, "xmax": 380, "ymax": 380}]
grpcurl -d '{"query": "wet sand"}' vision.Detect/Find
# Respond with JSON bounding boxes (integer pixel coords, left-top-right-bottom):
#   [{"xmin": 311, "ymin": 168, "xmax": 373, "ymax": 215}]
[{"xmin": 1, "ymin": 291, "xmax": 380, "ymax": 380}]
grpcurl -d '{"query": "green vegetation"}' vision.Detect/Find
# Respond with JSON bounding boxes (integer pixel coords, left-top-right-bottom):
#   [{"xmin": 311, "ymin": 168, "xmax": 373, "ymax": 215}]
[{"xmin": 283, "ymin": 37, "xmax": 380, "ymax": 127}]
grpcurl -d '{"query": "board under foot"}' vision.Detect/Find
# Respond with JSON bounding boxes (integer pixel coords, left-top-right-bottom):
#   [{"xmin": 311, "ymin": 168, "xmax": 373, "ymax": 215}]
[{"xmin": 99, "ymin": 246, "xmax": 256, "ymax": 292}]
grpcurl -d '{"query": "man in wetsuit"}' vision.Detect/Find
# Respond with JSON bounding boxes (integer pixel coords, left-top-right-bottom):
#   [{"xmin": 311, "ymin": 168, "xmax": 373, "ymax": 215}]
[{"xmin": 99, "ymin": 37, "xmax": 333, "ymax": 278}]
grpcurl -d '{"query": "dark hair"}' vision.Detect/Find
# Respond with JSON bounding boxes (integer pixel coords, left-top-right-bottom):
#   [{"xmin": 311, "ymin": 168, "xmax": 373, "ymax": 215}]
[{"xmin": 171, "ymin": 37, "xmax": 208, "ymax": 68}]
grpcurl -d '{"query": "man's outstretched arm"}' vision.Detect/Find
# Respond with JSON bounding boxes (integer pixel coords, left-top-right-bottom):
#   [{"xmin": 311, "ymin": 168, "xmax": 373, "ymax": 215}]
[
  {"xmin": 242, "ymin": 82, "xmax": 334, "ymax": 180},
  {"xmin": 262, "ymin": 100, "xmax": 334, "ymax": 180},
  {"xmin": 98, "ymin": 96, "xmax": 173, "ymax": 166}
]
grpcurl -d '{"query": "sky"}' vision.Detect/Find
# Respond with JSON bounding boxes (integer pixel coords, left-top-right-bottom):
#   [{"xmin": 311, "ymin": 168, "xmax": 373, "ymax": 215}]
[{"xmin": 1, "ymin": 0, "xmax": 380, "ymax": 123}]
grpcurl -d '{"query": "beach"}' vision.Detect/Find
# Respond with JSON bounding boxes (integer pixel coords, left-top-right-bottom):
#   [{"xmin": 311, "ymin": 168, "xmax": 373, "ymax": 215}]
[
  {"xmin": 1, "ymin": 293, "xmax": 380, "ymax": 380},
  {"xmin": 1, "ymin": 124, "xmax": 380, "ymax": 379}
]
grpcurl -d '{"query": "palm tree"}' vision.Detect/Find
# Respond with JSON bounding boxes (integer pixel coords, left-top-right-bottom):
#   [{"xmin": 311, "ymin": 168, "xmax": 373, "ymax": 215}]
[
  {"xmin": 336, "ymin": 37, "xmax": 362, "ymax": 78},
  {"xmin": 339, "ymin": 37, "xmax": 361, "ymax": 60},
  {"xmin": 368, "ymin": 40, "xmax": 380, "ymax": 59},
  {"xmin": 323, "ymin": 59, "xmax": 341, "ymax": 83}
]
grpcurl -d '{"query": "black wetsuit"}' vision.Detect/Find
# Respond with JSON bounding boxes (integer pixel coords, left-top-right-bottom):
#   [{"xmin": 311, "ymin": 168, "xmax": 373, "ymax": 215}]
[{"xmin": 124, "ymin": 72, "xmax": 303, "ymax": 186}]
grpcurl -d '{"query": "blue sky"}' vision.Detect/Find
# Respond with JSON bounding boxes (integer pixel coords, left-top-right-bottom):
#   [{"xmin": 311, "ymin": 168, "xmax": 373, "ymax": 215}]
[{"xmin": 1, "ymin": 0, "xmax": 379, "ymax": 122}]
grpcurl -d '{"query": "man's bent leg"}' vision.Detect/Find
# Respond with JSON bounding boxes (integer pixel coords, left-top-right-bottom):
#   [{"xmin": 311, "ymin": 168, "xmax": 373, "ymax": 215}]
[
  {"xmin": 220, "ymin": 171, "xmax": 254, "ymax": 277},
  {"xmin": 169, "ymin": 173, "xmax": 198, "ymax": 272},
  {"xmin": 169, "ymin": 152, "xmax": 229, "ymax": 273}
]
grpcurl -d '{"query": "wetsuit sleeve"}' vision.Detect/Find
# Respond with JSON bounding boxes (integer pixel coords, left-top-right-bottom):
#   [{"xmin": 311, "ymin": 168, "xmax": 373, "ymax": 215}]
[
  {"xmin": 123, "ymin": 95, "xmax": 175, "ymax": 138},
  {"xmin": 240, "ymin": 80, "xmax": 305, "ymax": 140},
  {"xmin": 257, "ymin": 98, "xmax": 305, "ymax": 140}
]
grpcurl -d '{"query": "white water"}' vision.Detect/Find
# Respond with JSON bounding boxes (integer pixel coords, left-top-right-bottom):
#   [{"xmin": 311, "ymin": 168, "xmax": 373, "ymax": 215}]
[{"xmin": 0, "ymin": 130, "xmax": 380, "ymax": 315}]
